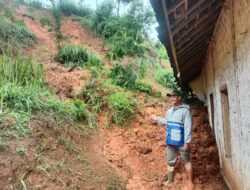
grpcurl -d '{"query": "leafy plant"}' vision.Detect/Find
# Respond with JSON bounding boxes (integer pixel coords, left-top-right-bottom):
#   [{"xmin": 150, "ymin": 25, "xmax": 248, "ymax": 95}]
[
  {"xmin": 55, "ymin": 45, "xmax": 103, "ymax": 68},
  {"xmin": 16, "ymin": 146, "xmax": 27, "ymax": 155},
  {"xmin": 107, "ymin": 92, "xmax": 136, "ymax": 125},
  {"xmin": 155, "ymin": 69, "xmax": 178, "ymax": 89},
  {"xmin": 22, "ymin": 7, "xmax": 35, "ymax": 20},
  {"xmin": 4, "ymin": 9, "xmax": 15, "ymax": 21},
  {"xmin": 39, "ymin": 16, "xmax": 51, "ymax": 27},
  {"xmin": 135, "ymin": 81, "xmax": 152, "ymax": 94},
  {"xmin": 81, "ymin": 81, "xmax": 104, "ymax": 113},
  {"xmin": 108, "ymin": 64, "xmax": 137, "ymax": 90},
  {"xmin": 0, "ymin": 17, "xmax": 36, "ymax": 52}
]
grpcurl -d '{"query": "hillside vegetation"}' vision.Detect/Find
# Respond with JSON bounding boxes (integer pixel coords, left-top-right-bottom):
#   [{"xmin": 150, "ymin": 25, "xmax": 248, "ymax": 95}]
[
  {"xmin": 0, "ymin": 0, "xmax": 177, "ymax": 189},
  {"xmin": 0, "ymin": 0, "xmax": 227, "ymax": 190}
]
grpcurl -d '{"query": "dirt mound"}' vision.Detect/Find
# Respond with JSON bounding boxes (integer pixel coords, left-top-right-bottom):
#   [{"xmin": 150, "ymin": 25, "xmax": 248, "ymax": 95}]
[{"xmin": 0, "ymin": 114, "xmax": 123, "ymax": 189}]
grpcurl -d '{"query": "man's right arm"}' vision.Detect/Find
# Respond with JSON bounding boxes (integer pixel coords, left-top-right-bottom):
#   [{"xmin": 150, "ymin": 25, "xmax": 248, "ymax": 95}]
[{"xmin": 152, "ymin": 111, "xmax": 168, "ymax": 125}]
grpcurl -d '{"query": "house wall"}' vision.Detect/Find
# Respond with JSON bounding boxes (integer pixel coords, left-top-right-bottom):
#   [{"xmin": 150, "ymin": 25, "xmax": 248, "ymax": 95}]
[{"xmin": 189, "ymin": 0, "xmax": 250, "ymax": 189}]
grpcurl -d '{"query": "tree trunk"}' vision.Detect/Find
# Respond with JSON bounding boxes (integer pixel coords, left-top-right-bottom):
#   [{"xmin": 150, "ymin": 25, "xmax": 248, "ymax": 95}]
[
  {"xmin": 117, "ymin": 0, "xmax": 121, "ymax": 16},
  {"xmin": 96, "ymin": 0, "xmax": 99, "ymax": 9}
]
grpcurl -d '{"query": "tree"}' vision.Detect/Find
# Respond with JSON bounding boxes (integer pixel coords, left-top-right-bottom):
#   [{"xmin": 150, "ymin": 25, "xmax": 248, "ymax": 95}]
[{"xmin": 116, "ymin": 0, "xmax": 132, "ymax": 16}]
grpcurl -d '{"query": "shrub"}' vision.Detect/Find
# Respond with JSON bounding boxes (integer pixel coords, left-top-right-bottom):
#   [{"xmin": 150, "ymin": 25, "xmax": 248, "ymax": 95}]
[
  {"xmin": 80, "ymin": 16, "xmax": 95, "ymax": 30},
  {"xmin": 50, "ymin": 0, "xmax": 62, "ymax": 37},
  {"xmin": 108, "ymin": 64, "xmax": 137, "ymax": 90},
  {"xmin": 81, "ymin": 79, "xmax": 104, "ymax": 113},
  {"xmin": 135, "ymin": 81, "xmax": 153, "ymax": 94},
  {"xmin": 4, "ymin": 9, "xmax": 15, "ymax": 21},
  {"xmin": 95, "ymin": 0, "xmax": 114, "ymax": 24},
  {"xmin": 39, "ymin": 16, "xmax": 51, "ymax": 27},
  {"xmin": 55, "ymin": 45, "xmax": 89, "ymax": 65},
  {"xmin": 107, "ymin": 92, "xmax": 136, "ymax": 125},
  {"xmin": 55, "ymin": 45, "xmax": 103, "ymax": 68},
  {"xmin": 155, "ymin": 69, "xmax": 178, "ymax": 89},
  {"xmin": 57, "ymin": 0, "xmax": 93, "ymax": 17},
  {"xmin": 0, "ymin": 17, "xmax": 36, "ymax": 52},
  {"xmin": 30, "ymin": 0, "xmax": 42, "ymax": 9}
]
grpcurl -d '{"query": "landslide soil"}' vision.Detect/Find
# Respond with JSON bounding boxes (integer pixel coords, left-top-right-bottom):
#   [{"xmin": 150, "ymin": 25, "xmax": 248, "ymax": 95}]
[{"xmin": 0, "ymin": 5, "xmax": 228, "ymax": 190}]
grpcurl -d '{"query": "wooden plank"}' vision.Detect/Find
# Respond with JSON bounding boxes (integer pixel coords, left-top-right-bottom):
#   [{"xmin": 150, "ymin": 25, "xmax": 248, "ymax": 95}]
[
  {"xmin": 176, "ymin": 22, "xmax": 215, "ymax": 50},
  {"xmin": 172, "ymin": 0, "xmax": 208, "ymax": 27},
  {"xmin": 172, "ymin": 0, "xmax": 222, "ymax": 33},
  {"xmin": 167, "ymin": 0, "xmax": 185, "ymax": 14},
  {"xmin": 178, "ymin": 42, "xmax": 209, "ymax": 64},
  {"xmin": 178, "ymin": 47, "xmax": 207, "ymax": 67},
  {"xmin": 171, "ymin": 0, "xmax": 222, "ymax": 31},
  {"xmin": 161, "ymin": 0, "xmax": 182, "ymax": 83},
  {"xmin": 176, "ymin": 30, "xmax": 213, "ymax": 58},
  {"xmin": 172, "ymin": 6, "xmax": 220, "ymax": 37}
]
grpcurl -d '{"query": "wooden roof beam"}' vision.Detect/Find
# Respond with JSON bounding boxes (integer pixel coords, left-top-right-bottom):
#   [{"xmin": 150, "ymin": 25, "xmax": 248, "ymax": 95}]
[
  {"xmin": 175, "ymin": 18, "xmax": 217, "ymax": 47},
  {"xmin": 172, "ymin": 5, "xmax": 220, "ymax": 37},
  {"xmin": 172, "ymin": 0, "xmax": 208, "ymax": 27},
  {"xmin": 175, "ymin": 22, "xmax": 215, "ymax": 49},
  {"xmin": 172, "ymin": 0, "xmax": 221, "ymax": 30},
  {"xmin": 176, "ymin": 28, "xmax": 213, "ymax": 56},
  {"xmin": 178, "ymin": 47, "xmax": 207, "ymax": 66},
  {"xmin": 177, "ymin": 39, "xmax": 210, "ymax": 62},
  {"xmin": 167, "ymin": 0, "xmax": 186, "ymax": 14},
  {"xmin": 161, "ymin": 0, "xmax": 182, "ymax": 83}
]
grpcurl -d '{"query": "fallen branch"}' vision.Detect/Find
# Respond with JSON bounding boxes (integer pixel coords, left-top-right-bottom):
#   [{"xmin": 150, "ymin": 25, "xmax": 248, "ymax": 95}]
[{"xmin": 67, "ymin": 64, "xmax": 78, "ymax": 72}]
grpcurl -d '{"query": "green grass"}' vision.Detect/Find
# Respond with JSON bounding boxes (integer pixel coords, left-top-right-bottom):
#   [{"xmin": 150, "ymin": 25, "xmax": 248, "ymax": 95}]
[
  {"xmin": 135, "ymin": 81, "xmax": 153, "ymax": 94},
  {"xmin": 55, "ymin": 45, "xmax": 103, "ymax": 69},
  {"xmin": 154, "ymin": 69, "xmax": 178, "ymax": 89},
  {"xmin": 39, "ymin": 16, "xmax": 51, "ymax": 27},
  {"xmin": 16, "ymin": 146, "xmax": 27, "ymax": 155},
  {"xmin": 0, "ymin": 17, "xmax": 36, "ymax": 52},
  {"xmin": 106, "ymin": 175, "xmax": 126, "ymax": 190},
  {"xmin": 107, "ymin": 92, "xmax": 136, "ymax": 125},
  {"xmin": 0, "ymin": 55, "xmax": 97, "ymax": 139},
  {"xmin": 108, "ymin": 64, "xmax": 137, "ymax": 90},
  {"xmin": 0, "ymin": 56, "xmax": 44, "ymax": 86}
]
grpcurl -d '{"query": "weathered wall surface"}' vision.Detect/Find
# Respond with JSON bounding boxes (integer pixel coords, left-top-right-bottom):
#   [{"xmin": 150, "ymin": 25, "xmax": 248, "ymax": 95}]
[{"xmin": 189, "ymin": 0, "xmax": 250, "ymax": 189}]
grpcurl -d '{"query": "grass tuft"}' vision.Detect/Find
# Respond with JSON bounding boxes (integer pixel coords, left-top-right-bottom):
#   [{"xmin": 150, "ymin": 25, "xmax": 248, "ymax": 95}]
[{"xmin": 55, "ymin": 45, "xmax": 103, "ymax": 69}]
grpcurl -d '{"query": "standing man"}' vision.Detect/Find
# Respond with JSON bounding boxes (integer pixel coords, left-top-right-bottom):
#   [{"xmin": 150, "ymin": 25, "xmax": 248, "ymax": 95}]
[{"xmin": 152, "ymin": 90, "xmax": 194, "ymax": 189}]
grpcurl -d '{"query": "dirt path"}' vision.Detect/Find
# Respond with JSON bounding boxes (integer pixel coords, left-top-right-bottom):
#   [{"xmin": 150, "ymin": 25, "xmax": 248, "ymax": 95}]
[{"xmin": 7, "ymin": 6, "xmax": 229, "ymax": 190}]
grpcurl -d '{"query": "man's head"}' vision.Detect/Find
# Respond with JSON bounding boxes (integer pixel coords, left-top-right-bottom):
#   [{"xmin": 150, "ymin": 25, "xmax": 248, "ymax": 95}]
[{"xmin": 166, "ymin": 90, "xmax": 182, "ymax": 107}]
